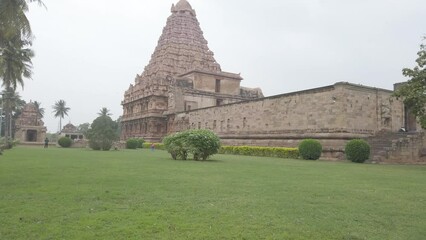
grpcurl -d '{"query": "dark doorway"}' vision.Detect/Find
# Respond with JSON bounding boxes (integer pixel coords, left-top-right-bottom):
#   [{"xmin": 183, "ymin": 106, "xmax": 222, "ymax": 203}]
[
  {"xmin": 26, "ymin": 130, "xmax": 37, "ymax": 142},
  {"xmin": 404, "ymin": 106, "xmax": 417, "ymax": 132}
]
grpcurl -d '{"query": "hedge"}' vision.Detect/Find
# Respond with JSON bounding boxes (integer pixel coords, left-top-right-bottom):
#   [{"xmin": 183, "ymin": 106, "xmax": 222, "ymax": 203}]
[
  {"xmin": 142, "ymin": 142, "xmax": 165, "ymax": 150},
  {"xmin": 218, "ymin": 146, "xmax": 299, "ymax": 159}
]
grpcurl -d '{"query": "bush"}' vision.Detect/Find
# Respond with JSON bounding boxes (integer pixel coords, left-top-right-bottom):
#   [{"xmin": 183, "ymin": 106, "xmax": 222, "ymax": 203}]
[
  {"xmin": 186, "ymin": 129, "xmax": 221, "ymax": 160},
  {"xmin": 298, "ymin": 139, "xmax": 322, "ymax": 160},
  {"xmin": 163, "ymin": 131, "xmax": 191, "ymax": 160},
  {"xmin": 58, "ymin": 137, "xmax": 72, "ymax": 148},
  {"xmin": 137, "ymin": 138, "xmax": 145, "ymax": 148},
  {"xmin": 126, "ymin": 138, "xmax": 139, "ymax": 149},
  {"xmin": 345, "ymin": 139, "xmax": 370, "ymax": 163},
  {"xmin": 218, "ymin": 146, "xmax": 299, "ymax": 159},
  {"xmin": 89, "ymin": 140, "xmax": 101, "ymax": 150},
  {"xmin": 163, "ymin": 129, "xmax": 220, "ymax": 160}
]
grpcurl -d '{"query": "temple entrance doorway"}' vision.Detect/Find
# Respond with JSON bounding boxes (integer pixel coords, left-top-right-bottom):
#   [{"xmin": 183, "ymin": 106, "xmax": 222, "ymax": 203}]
[
  {"xmin": 404, "ymin": 106, "xmax": 417, "ymax": 132},
  {"xmin": 26, "ymin": 130, "xmax": 37, "ymax": 142}
]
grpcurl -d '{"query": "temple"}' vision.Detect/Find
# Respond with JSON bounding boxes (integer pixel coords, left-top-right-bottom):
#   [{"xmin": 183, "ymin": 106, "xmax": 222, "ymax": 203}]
[
  {"xmin": 15, "ymin": 102, "xmax": 47, "ymax": 144},
  {"xmin": 121, "ymin": 0, "xmax": 263, "ymax": 141},
  {"xmin": 121, "ymin": 0, "xmax": 425, "ymax": 163}
]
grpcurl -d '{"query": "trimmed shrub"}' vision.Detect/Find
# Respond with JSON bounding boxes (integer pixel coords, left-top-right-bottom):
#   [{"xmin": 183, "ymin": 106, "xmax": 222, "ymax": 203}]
[
  {"xmin": 298, "ymin": 139, "xmax": 322, "ymax": 160},
  {"xmin": 345, "ymin": 139, "xmax": 370, "ymax": 163},
  {"xmin": 137, "ymin": 138, "xmax": 145, "ymax": 148},
  {"xmin": 58, "ymin": 137, "xmax": 72, "ymax": 148},
  {"xmin": 218, "ymin": 146, "xmax": 299, "ymax": 159},
  {"xmin": 126, "ymin": 138, "xmax": 139, "ymax": 149}
]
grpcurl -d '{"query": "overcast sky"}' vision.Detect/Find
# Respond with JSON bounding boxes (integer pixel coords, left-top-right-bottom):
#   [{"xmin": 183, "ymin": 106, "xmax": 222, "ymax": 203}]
[{"xmin": 23, "ymin": 0, "xmax": 425, "ymax": 133}]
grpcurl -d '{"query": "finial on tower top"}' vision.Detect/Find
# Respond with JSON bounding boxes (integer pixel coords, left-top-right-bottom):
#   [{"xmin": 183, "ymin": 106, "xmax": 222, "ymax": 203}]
[{"xmin": 171, "ymin": 0, "xmax": 196, "ymax": 16}]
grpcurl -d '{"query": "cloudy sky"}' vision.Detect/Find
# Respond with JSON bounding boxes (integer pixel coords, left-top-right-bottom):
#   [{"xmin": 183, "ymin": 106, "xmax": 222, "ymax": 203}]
[{"xmin": 23, "ymin": 0, "xmax": 425, "ymax": 132}]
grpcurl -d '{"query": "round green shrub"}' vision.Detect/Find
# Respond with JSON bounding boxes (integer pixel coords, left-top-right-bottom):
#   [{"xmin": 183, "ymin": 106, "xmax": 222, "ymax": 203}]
[
  {"xmin": 126, "ymin": 138, "xmax": 139, "ymax": 149},
  {"xmin": 137, "ymin": 138, "xmax": 145, "ymax": 148},
  {"xmin": 58, "ymin": 137, "xmax": 72, "ymax": 148},
  {"xmin": 298, "ymin": 139, "xmax": 322, "ymax": 160},
  {"xmin": 345, "ymin": 139, "xmax": 370, "ymax": 163}
]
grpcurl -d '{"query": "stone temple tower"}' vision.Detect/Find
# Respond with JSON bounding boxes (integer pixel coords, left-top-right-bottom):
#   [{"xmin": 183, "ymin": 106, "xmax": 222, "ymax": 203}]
[{"xmin": 121, "ymin": 0, "xmax": 263, "ymax": 141}]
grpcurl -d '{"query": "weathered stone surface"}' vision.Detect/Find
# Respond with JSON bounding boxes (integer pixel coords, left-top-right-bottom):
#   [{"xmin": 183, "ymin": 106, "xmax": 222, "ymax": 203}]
[
  {"xmin": 121, "ymin": 0, "xmax": 262, "ymax": 141},
  {"xmin": 120, "ymin": 1, "xmax": 424, "ymax": 163},
  {"xmin": 15, "ymin": 102, "xmax": 47, "ymax": 143}
]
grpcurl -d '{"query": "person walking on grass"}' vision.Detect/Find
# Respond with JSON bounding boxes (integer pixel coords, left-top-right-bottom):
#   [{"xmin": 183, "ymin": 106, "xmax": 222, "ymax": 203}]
[{"xmin": 44, "ymin": 137, "xmax": 49, "ymax": 148}]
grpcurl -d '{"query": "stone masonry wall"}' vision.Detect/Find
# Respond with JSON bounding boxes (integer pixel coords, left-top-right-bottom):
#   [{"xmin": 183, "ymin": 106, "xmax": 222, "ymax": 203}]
[
  {"xmin": 168, "ymin": 82, "xmax": 404, "ymax": 158},
  {"xmin": 384, "ymin": 133, "xmax": 426, "ymax": 164}
]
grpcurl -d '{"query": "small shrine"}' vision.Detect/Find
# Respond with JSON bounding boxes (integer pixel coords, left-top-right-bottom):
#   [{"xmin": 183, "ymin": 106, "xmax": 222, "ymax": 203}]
[
  {"xmin": 15, "ymin": 102, "xmax": 47, "ymax": 144},
  {"xmin": 60, "ymin": 123, "xmax": 84, "ymax": 140}
]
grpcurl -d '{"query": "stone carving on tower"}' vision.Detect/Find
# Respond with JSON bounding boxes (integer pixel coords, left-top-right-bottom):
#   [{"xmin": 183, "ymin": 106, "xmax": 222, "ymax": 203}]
[{"xmin": 121, "ymin": 0, "xmax": 263, "ymax": 141}]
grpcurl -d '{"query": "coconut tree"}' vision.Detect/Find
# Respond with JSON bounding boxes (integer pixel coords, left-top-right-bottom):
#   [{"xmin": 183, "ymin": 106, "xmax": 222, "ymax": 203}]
[
  {"xmin": 52, "ymin": 100, "xmax": 70, "ymax": 132},
  {"xmin": 98, "ymin": 107, "xmax": 112, "ymax": 117},
  {"xmin": 0, "ymin": 0, "xmax": 45, "ymax": 43},
  {"xmin": 0, "ymin": 38, "xmax": 33, "ymax": 91},
  {"xmin": 33, "ymin": 100, "xmax": 44, "ymax": 125},
  {"xmin": 0, "ymin": 88, "xmax": 25, "ymax": 138}
]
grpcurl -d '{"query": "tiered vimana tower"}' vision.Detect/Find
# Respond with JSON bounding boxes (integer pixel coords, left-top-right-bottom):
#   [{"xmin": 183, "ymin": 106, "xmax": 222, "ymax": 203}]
[{"xmin": 121, "ymin": 0, "xmax": 263, "ymax": 141}]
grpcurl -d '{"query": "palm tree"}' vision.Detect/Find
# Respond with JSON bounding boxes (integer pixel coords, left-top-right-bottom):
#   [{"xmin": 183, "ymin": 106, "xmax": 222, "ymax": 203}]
[
  {"xmin": 0, "ymin": 88, "xmax": 25, "ymax": 138},
  {"xmin": 0, "ymin": 37, "xmax": 34, "ymax": 91},
  {"xmin": 98, "ymin": 107, "xmax": 112, "ymax": 117},
  {"xmin": 0, "ymin": 0, "xmax": 45, "ymax": 43},
  {"xmin": 0, "ymin": 0, "xmax": 44, "ymax": 92},
  {"xmin": 33, "ymin": 100, "xmax": 44, "ymax": 125},
  {"xmin": 52, "ymin": 100, "xmax": 70, "ymax": 132}
]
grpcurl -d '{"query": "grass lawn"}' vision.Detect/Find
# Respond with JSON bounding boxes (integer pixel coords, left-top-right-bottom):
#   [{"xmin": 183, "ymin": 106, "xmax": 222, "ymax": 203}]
[{"xmin": 0, "ymin": 146, "xmax": 425, "ymax": 239}]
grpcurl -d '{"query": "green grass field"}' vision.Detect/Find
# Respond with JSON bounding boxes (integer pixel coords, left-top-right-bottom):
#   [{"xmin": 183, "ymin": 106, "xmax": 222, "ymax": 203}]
[{"xmin": 0, "ymin": 147, "xmax": 425, "ymax": 239}]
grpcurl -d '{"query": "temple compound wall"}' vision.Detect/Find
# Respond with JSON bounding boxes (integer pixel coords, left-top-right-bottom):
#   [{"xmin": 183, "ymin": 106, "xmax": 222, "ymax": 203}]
[{"xmin": 168, "ymin": 82, "xmax": 406, "ymax": 159}]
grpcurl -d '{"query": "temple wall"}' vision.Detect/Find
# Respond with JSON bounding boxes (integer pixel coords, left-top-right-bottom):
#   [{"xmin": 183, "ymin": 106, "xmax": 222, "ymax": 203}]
[
  {"xmin": 187, "ymin": 72, "xmax": 240, "ymax": 95},
  {"xmin": 168, "ymin": 83, "xmax": 405, "ymax": 154}
]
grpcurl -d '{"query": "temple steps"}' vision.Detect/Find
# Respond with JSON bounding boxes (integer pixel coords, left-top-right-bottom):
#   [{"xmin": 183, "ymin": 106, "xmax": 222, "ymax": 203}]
[{"xmin": 367, "ymin": 131, "xmax": 423, "ymax": 163}]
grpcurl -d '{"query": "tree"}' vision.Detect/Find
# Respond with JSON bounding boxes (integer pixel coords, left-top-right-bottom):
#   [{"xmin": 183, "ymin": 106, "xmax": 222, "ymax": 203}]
[
  {"xmin": 0, "ymin": 38, "xmax": 33, "ymax": 90},
  {"xmin": 394, "ymin": 38, "xmax": 426, "ymax": 129},
  {"xmin": 0, "ymin": 0, "xmax": 45, "ymax": 90},
  {"xmin": 0, "ymin": 0, "xmax": 44, "ymax": 139},
  {"xmin": 0, "ymin": 88, "xmax": 25, "ymax": 138},
  {"xmin": 86, "ymin": 115, "xmax": 119, "ymax": 151},
  {"xmin": 0, "ymin": 0, "xmax": 45, "ymax": 43},
  {"xmin": 77, "ymin": 122, "xmax": 90, "ymax": 137},
  {"xmin": 98, "ymin": 107, "xmax": 112, "ymax": 116},
  {"xmin": 33, "ymin": 100, "xmax": 44, "ymax": 125},
  {"xmin": 52, "ymin": 100, "xmax": 70, "ymax": 132}
]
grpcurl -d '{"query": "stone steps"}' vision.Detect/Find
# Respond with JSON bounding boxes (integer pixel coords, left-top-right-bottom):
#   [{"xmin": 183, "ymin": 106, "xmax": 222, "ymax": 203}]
[{"xmin": 367, "ymin": 131, "xmax": 423, "ymax": 163}]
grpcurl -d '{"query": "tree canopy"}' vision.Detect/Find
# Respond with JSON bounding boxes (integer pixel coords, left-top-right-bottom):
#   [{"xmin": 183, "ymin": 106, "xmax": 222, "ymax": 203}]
[
  {"xmin": 0, "ymin": 0, "xmax": 44, "ymax": 91},
  {"xmin": 98, "ymin": 107, "xmax": 112, "ymax": 117},
  {"xmin": 394, "ymin": 38, "xmax": 426, "ymax": 129},
  {"xmin": 86, "ymin": 115, "xmax": 119, "ymax": 151}
]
